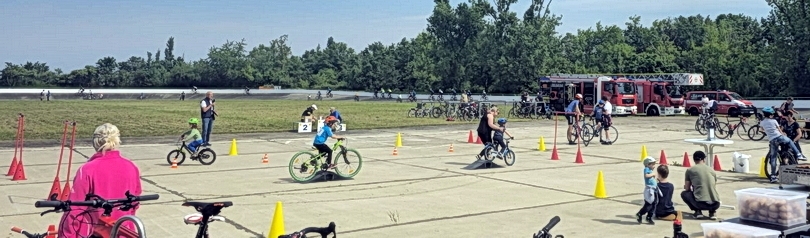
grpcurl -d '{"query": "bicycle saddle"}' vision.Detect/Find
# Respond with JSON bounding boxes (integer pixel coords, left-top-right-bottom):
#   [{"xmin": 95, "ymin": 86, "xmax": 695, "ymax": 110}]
[
  {"xmin": 182, "ymin": 201, "xmax": 233, "ymax": 217},
  {"xmin": 184, "ymin": 213, "xmax": 226, "ymax": 225}
]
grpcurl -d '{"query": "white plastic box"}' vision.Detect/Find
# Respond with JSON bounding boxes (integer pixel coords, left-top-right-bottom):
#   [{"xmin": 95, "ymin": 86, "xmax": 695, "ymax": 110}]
[
  {"xmin": 701, "ymin": 222, "xmax": 780, "ymax": 238},
  {"xmin": 735, "ymin": 187, "xmax": 807, "ymax": 227}
]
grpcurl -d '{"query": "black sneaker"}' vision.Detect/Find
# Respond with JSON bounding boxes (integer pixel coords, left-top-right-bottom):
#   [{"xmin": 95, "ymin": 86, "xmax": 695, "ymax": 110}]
[
  {"xmin": 646, "ymin": 217, "xmax": 655, "ymax": 224},
  {"xmin": 770, "ymin": 175, "xmax": 779, "ymax": 183},
  {"xmin": 708, "ymin": 212, "xmax": 717, "ymax": 220},
  {"xmin": 568, "ymin": 141, "xmax": 577, "ymax": 145},
  {"xmin": 635, "ymin": 213, "xmax": 642, "ymax": 223},
  {"xmin": 691, "ymin": 211, "xmax": 705, "ymax": 219}
]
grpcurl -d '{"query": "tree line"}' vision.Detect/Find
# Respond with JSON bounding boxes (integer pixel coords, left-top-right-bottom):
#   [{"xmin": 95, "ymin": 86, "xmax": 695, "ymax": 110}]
[{"xmin": 2, "ymin": 0, "xmax": 808, "ymax": 97}]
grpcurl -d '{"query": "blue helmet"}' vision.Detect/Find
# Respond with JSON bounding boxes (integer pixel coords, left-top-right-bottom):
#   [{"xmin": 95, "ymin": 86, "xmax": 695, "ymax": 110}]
[
  {"xmin": 597, "ymin": 100, "xmax": 605, "ymax": 105},
  {"xmin": 761, "ymin": 107, "xmax": 775, "ymax": 114},
  {"xmin": 497, "ymin": 118, "xmax": 507, "ymax": 125}
]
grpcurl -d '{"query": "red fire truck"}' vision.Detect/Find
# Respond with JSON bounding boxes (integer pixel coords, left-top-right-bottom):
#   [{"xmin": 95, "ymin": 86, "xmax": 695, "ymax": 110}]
[
  {"xmin": 623, "ymin": 73, "xmax": 705, "ymax": 116},
  {"xmin": 538, "ymin": 74, "xmax": 638, "ymax": 116}
]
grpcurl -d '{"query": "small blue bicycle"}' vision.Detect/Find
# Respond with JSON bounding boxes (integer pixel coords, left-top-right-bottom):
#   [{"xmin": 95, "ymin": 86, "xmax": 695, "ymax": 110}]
[{"xmin": 480, "ymin": 138, "xmax": 516, "ymax": 166}]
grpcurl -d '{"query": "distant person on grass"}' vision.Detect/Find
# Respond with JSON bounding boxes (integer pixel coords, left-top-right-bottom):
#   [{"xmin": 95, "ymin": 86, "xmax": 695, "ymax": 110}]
[
  {"xmin": 329, "ymin": 107, "xmax": 343, "ymax": 124},
  {"xmin": 301, "ymin": 104, "xmax": 318, "ymax": 122},
  {"xmin": 200, "ymin": 91, "xmax": 217, "ymax": 146}
]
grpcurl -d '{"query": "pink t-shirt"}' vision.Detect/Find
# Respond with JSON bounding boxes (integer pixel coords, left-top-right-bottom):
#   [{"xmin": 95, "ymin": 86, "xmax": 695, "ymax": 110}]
[{"xmin": 58, "ymin": 150, "xmax": 142, "ymax": 238}]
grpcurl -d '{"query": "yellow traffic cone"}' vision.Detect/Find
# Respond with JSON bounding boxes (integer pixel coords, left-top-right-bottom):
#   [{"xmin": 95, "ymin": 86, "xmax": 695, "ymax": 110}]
[
  {"xmin": 538, "ymin": 136, "xmax": 546, "ymax": 151},
  {"xmin": 229, "ymin": 139, "xmax": 238, "ymax": 156},
  {"xmin": 395, "ymin": 133, "xmax": 403, "ymax": 147},
  {"xmin": 594, "ymin": 171, "xmax": 607, "ymax": 198},
  {"xmin": 759, "ymin": 157, "xmax": 767, "ymax": 178},
  {"xmin": 267, "ymin": 201, "xmax": 285, "ymax": 238},
  {"xmin": 262, "ymin": 154, "xmax": 269, "ymax": 164},
  {"xmin": 639, "ymin": 145, "xmax": 648, "ymax": 162}
]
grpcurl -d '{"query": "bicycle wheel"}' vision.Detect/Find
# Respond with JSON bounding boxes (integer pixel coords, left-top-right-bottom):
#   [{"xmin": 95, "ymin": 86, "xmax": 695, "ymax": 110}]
[
  {"xmin": 407, "ymin": 109, "xmax": 416, "ymax": 118},
  {"xmin": 714, "ymin": 122, "xmax": 731, "ymax": 139},
  {"xmin": 503, "ymin": 150, "xmax": 516, "ymax": 166},
  {"xmin": 197, "ymin": 148, "xmax": 217, "ymax": 165},
  {"xmin": 695, "ymin": 118, "xmax": 707, "ymax": 135},
  {"xmin": 334, "ymin": 148, "xmax": 362, "ymax": 178},
  {"xmin": 166, "ymin": 150, "xmax": 186, "ymax": 165},
  {"xmin": 431, "ymin": 107, "xmax": 442, "ymax": 118},
  {"xmin": 581, "ymin": 125, "xmax": 593, "ymax": 147},
  {"xmin": 747, "ymin": 125, "xmax": 766, "ymax": 141},
  {"xmin": 110, "ymin": 215, "xmax": 147, "ymax": 238},
  {"xmin": 601, "ymin": 126, "xmax": 619, "ymax": 144},
  {"xmin": 736, "ymin": 124, "xmax": 750, "ymax": 141},
  {"xmin": 482, "ymin": 145, "xmax": 495, "ymax": 161},
  {"xmin": 288, "ymin": 151, "xmax": 320, "ymax": 182}
]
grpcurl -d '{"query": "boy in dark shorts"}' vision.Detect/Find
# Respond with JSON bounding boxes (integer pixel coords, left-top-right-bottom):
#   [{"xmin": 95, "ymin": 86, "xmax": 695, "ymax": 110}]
[{"xmin": 493, "ymin": 118, "xmax": 514, "ymax": 158}]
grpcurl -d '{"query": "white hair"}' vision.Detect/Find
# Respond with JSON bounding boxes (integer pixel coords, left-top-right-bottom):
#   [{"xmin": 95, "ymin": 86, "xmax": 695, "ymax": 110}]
[{"xmin": 93, "ymin": 123, "xmax": 121, "ymax": 153}]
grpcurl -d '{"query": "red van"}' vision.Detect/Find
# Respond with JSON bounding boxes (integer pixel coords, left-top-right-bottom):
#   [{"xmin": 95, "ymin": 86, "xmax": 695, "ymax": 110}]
[{"xmin": 684, "ymin": 90, "xmax": 756, "ymax": 117}]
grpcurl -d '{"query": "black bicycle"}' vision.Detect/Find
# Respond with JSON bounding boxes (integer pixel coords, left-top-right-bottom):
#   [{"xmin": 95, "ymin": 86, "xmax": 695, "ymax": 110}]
[
  {"xmin": 764, "ymin": 142, "xmax": 799, "ymax": 179},
  {"xmin": 533, "ymin": 216, "xmax": 564, "ymax": 238},
  {"xmin": 12, "ymin": 191, "xmax": 159, "ymax": 238},
  {"xmin": 278, "ymin": 222, "xmax": 336, "ymax": 238},
  {"xmin": 181, "ymin": 201, "xmax": 233, "ymax": 238}
]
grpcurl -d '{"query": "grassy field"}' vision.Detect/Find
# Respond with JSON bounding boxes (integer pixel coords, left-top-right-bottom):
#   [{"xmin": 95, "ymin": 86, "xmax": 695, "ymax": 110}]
[{"xmin": 0, "ymin": 100, "xmax": 505, "ymax": 141}]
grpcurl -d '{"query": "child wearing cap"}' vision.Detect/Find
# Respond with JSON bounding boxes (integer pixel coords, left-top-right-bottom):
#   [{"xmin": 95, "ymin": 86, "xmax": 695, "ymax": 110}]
[{"xmin": 636, "ymin": 156, "xmax": 659, "ymax": 224}]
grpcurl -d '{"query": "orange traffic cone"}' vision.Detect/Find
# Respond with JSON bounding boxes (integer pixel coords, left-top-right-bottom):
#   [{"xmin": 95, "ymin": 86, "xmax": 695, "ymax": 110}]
[
  {"xmin": 475, "ymin": 136, "xmax": 482, "ymax": 144},
  {"xmin": 467, "ymin": 131, "xmax": 474, "ymax": 143},
  {"xmin": 574, "ymin": 147, "xmax": 584, "ymax": 164},
  {"xmin": 11, "ymin": 161, "xmax": 26, "ymax": 181},
  {"xmin": 262, "ymin": 154, "xmax": 269, "ymax": 164},
  {"xmin": 59, "ymin": 182, "xmax": 71, "ymax": 201},
  {"xmin": 682, "ymin": 152, "xmax": 691, "ymax": 167},
  {"xmin": 392, "ymin": 147, "xmax": 398, "ymax": 156},
  {"xmin": 713, "ymin": 155, "xmax": 722, "ymax": 171},
  {"xmin": 448, "ymin": 144, "xmax": 454, "ymax": 152},
  {"xmin": 5, "ymin": 157, "xmax": 18, "ymax": 176},
  {"xmin": 171, "ymin": 159, "xmax": 178, "ymax": 169},
  {"xmin": 659, "ymin": 150, "xmax": 668, "ymax": 165},
  {"xmin": 550, "ymin": 145, "xmax": 560, "ymax": 160},
  {"xmin": 45, "ymin": 224, "xmax": 57, "ymax": 238},
  {"xmin": 48, "ymin": 177, "xmax": 61, "ymax": 200}
]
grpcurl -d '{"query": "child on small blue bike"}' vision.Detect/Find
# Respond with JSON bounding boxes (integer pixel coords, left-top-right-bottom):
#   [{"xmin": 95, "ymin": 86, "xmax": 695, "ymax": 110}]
[
  {"xmin": 180, "ymin": 118, "xmax": 204, "ymax": 154},
  {"xmin": 493, "ymin": 118, "xmax": 514, "ymax": 158}
]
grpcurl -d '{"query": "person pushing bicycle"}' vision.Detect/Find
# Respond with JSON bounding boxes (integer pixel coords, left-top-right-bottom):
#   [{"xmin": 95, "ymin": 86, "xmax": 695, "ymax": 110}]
[
  {"xmin": 760, "ymin": 107, "xmax": 807, "ymax": 182},
  {"xmin": 313, "ymin": 116, "xmax": 345, "ymax": 170},
  {"xmin": 180, "ymin": 118, "xmax": 205, "ymax": 154}
]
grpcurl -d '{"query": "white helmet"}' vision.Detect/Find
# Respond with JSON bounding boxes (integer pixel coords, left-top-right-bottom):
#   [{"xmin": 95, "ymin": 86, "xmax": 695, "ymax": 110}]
[
  {"xmin": 701, "ymin": 97, "xmax": 709, "ymax": 104},
  {"xmin": 575, "ymin": 93, "xmax": 582, "ymax": 99},
  {"xmin": 643, "ymin": 156, "xmax": 657, "ymax": 165},
  {"xmin": 311, "ymin": 104, "xmax": 318, "ymax": 110}
]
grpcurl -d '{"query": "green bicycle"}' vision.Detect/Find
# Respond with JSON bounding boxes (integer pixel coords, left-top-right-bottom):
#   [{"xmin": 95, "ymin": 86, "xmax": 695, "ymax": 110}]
[{"xmin": 288, "ymin": 139, "xmax": 363, "ymax": 182}]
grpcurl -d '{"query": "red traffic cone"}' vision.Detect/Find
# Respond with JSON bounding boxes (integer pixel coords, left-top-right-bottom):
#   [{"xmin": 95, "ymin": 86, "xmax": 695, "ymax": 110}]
[
  {"xmin": 682, "ymin": 152, "xmax": 691, "ymax": 168},
  {"xmin": 45, "ymin": 224, "xmax": 57, "ymax": 238},
  {"xmin": 550, "ymin": 145, "xmax": 560, "ymax": 160},
  {"xmin": 48, "ymin": 177, "xmax": 61, "ymax": 200},
  {"xmin": 574, "ymin": 147, "xmax": 584, "ymax": 164},
  {"xmin": 467, "ymin": 131, "xmax": 474, "ymax": 143},
  {"xmin": 713, "ymin": 155, "xmax": 722, "ymax": 171},
  {"xmin": 5, "ymin": 157, "xmax": 18, "ymax": 176},
  {"xmin": 59, "ymin": 182, "xmax": 71, "ymax": 201},
  {"xmin": 475, "ymin": 136, "xmax": 482, "ymax": 144},
  {"xmin": 11, "ymin": 161, "xmax": 26, "ymax": 181},
  {"xmin": 659, "ymin": 150, "xmax": 668, "ymax": 165}
]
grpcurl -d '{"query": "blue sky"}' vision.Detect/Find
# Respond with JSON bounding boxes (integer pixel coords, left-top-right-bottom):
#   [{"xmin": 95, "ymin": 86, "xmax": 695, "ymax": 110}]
[{"xmin": 1, "ymin": 0, "xmax": 772, "ymax": 71}]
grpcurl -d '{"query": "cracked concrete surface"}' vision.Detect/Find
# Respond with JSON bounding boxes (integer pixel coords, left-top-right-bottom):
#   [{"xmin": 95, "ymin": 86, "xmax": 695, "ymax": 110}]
[{"xmin": 0, "ymin": 116, "xmax": 787, "ymax": 238}]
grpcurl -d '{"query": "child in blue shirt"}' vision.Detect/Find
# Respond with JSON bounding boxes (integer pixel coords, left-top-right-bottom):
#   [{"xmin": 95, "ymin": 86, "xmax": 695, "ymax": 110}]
[
  {"xmin": 313, "ymin": 116, "xmax": 344, "ymax": 169},
  {"xmin": 636, "ymin": 156, "xmax": 658, "ymax": 224}
]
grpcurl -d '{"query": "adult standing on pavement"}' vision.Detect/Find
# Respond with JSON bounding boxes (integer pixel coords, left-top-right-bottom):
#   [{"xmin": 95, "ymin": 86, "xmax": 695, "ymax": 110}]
[
  {"xmin": 475, "ymin": 106, "xmax": 502, "ymax": 160},
  {"xmin": 680, "ymin": 150, "xmax": 720, "ymax": 220},
  {"xmin": 200, "ymin": 91, "xmax": 217, "ymax": 146}
]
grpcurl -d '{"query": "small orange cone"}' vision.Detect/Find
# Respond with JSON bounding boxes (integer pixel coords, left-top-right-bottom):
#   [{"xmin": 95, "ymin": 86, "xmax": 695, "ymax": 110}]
[
  {"xmin": 467, "ymin": 131, "xmax": 474, "ymax": 143},
  {"xmin": 392, "ymin": 147, "xmax": 398, "ymax": 156},
  {"xmin": 713, "ymin": 155, "xmax": 722, "ymax": 171},
  {"xmin": 682, "ymin": 152, "xmax": 691, "ymax": 167},
  {"xmin": 659, "ymin": 150, "xmax": 668, "ymax": 165},
  {"xmin": 574, "ymin": 147, "xmax": 584, "ymax": 164},
  {"xmin": 11, "ymin": 161, "xmax": 26, "ymax": 181},
  {"xmin": 45, "ymin": 224, "xmax": 57, "ymax": 238},
  {"xmin": 5, "ymin": 157, "xmax": 18, "ymax": 176},
  {"xmin": 448, "ymin": 144, "xmax": 454, "ymax": 152},
  {"xmin": 550, "ymin": 145, "xmax": 559, "ymax": 160},
  {"xmin": 171, "ymin": 159, "xmax": 178, "ymax": 169},
  {"xmin": 261, "ymin": 154, "xmax": 269, "ymax": 164},
  {"xmin": 475, "ymin": 136, "xmax": 482, "ymax": 144}
]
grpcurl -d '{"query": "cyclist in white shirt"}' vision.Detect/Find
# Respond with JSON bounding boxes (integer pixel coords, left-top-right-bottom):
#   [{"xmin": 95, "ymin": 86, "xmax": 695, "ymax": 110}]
[
  {"xmin": 760, "ymin": 107, "xmax": 807, "ymax": 182},
  {"xmin": 600, "ymin": 96, "xmax": 613, "ymax": 144}
]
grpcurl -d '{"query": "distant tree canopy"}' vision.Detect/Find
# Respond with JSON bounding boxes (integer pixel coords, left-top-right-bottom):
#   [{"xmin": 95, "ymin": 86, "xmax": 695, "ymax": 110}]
[{"xmin": 2, "ymin": 0, "xmax": 809, "ymax": 97}]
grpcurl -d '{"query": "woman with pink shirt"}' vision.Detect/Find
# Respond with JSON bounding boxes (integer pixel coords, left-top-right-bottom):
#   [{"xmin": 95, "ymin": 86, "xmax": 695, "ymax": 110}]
[{"xmin": 58, "ymin": 123, "xmax": 143, "ymax": 238}]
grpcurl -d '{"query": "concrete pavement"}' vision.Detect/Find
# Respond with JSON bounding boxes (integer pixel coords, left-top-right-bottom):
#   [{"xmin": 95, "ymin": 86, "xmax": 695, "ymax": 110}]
[{"xmin": 0, "ymin": 116, "xmax": 789, "ymax": 238}]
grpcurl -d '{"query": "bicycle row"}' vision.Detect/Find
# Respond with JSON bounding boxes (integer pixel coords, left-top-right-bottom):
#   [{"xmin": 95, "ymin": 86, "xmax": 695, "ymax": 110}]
[{"xmin": 406, "ymin": 100, "xmax": 555, "ymax": 122}]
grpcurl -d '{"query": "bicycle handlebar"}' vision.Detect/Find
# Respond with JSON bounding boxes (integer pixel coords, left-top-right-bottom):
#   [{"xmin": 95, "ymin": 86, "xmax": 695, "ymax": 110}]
[
  {"xmin": 10, "ymin": 226, "xmax": 57, "ymax": 238},
  {"xmin": 533, "ymin": 216, "xmax": 563, "ymax": 238},
  {"xmin": 34, "ymin": 191, "xmax": 159, "ymax": 216}
]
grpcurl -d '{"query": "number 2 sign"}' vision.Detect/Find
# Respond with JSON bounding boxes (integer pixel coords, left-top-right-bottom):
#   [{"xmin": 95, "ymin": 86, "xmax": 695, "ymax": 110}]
[{"xmin": 297, "ymin": 122, "xmax": 312, "ymax": 133}]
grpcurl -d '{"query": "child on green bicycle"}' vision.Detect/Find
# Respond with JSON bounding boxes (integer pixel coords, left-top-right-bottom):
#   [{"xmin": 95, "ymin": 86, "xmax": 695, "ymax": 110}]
[
  {"xmin": 180, "ymin": 118, "xmax": 204, "ymax": 154},
  {"xmin": 313, "ymin": 116, "xmax": 344, "ymax": 169}
]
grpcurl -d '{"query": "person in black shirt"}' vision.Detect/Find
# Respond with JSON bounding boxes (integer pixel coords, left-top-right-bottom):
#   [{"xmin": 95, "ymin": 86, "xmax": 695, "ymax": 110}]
[
  {"xmin": 655, "ymin": 165, "xmax": 682, "ymax": 221},
  {"xmin": 476, "ymin": 106, "xmax": 503, "ymax": 159},
  {"xmin": 782, "ymin": 97, "xmax": 798, "ymax": 116},
  {"xmin": 785, "ymin": 112, "xmax": 803, "ymax": 154},
  {"xmin": 301, "ymin": 104, "xmax": 318, "ymax": 122}
]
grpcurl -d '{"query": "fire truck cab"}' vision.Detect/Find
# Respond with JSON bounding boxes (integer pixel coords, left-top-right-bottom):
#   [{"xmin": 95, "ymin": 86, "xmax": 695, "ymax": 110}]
[
  {"xmin": 538, "ymin": 74, "xmax": 638, "ymax": 115},
  {"xmin": 629, "ymin": 73, "xmax": 705, "ymax": 116}
]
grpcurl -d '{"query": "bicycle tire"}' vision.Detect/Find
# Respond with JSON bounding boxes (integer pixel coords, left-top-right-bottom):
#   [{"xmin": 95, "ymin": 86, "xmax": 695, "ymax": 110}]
[
  {"xmin": 581, "ymin": 125, "xmax": 593, "ymax": 147},
  {"xmin": 334, "ymin": 148, "xmax": 362, "ymax": 178},
  {"xmin": 747, "ymin": 125, "xmax": 766, "ymax": 141},
  {"xmin": 431, "ymin": 107, "xmax": 442, "ymax": 118},
  {"xmin": 289, "ymin": 151, "xmax": 320, "ymax": 182},
  {"xmin": 197, "ymin": 148, "xmax": 217, "ymax": 165},
  {"xmin": 166, "ymin": 150, "xmax": 186, "ymax": 165},
  {"xmin": 736, "ymin": 124, "xmax": 749, "ymax": 141},
  {"xmin": 110, "ymin": 215, "xmax": 147, "ymax": 238},
  {"xmin": 602, "ymin": 126, "xmax": 619, "ymax": 144},
  {"xmin": 695, "ymin": 118, "xmax": 708, "ymax": 135},
  {"xmin": 407, "ymin": 109, "xmax": 416, "ymax": 118},
  {"xmin": 714, "ymin": 122, "xmax": 731, "ymax": 139},
  {"xmin": 482, "ymin": 146, "xmax": 496, "ymax": 161},
  {"xmin": 503, "ymin": 150, "xmax": 516, "ymax": 166}
]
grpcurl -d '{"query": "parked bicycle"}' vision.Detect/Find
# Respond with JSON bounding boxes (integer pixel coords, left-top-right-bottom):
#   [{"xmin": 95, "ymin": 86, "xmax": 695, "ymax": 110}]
[
  {"xmin": 288, "ymin": 138, "xmax": 363, "ymax": 182},
  {"xmin": 747, "ymin": 112, "xmax": 768, "ymax": 141},
  {"xmin": 694, "ymin": 111, "xmax": 720, "ymax": 136},
  {"xmin": 486, "ymin": 137, "xmax": 516, "ymax": 166},
  {"xmin": 533, "ymin": 216, "xmax": 564, "ymax": 238},
  {"xmin": 12, "ymin": 191, "xmax": 159, "ymax": 238},
  {"xmin": 166, "ymin": 140, "xmax": 217, "ymax": 166},
  {"xmin": 181, "ymin": 201, "xmax": 233, "ymax": 238},
  {"xmin": 407, "ymin": 102, "xmax": 430, "ymax": 118},
  {"xmin": 278, "ymin": 222, "xmax": 336, "ymax": 238}
]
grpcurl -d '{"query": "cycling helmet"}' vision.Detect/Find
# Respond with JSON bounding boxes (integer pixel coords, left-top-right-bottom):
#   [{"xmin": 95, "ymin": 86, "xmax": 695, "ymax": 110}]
[
  {"xmin": 188, "ymin": 118, "xmax": 200, "ymax": 124},
  {"xmin": 497, "ymin": 118, "xmax": 507, "ymax": 125},
  {"xmin": 762, "ymin": 107, "xmax": 775, "ymax": 115},
  {"xmin": 575, "ymin": 93, "xmax": 583, "ymax": 99},
  {"xmin": 311, "ymin": 104, "xmax": 318, "ymax": 110},
  {"xmin": 325, "ymin": 116, "xmax": 338, "ymax": 124},
  {"xmin": 642, "ymin": 156, "xmax": 656, "ymax": 166},
  {"xmin": 597, "ymin": 100, "xmax": 605, "ymax": 105}
]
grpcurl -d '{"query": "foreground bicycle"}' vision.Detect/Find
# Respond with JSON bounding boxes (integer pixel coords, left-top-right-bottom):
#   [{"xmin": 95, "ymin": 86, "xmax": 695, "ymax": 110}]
[
  {"xmin": 764, "ymin": 143, "xmax": 799, "ymax": 180},
  {"xmin": 278, "ymin": 222, "xmax": 336, "ymax": 238},
  {"xmin": 567, "ymin": 116, "xmax": 594, "ymax": 147},
  {"xmin": 12, "ymin": 191, "xmax": 159, "ymax": 238},
  {"xmin": 288, "ymin": 138, "xmax": 363, "ymax": 182},
  {"xmin": 166, "ymin": 140, "xmax": 217, "ymax": 165},
  {"xmin": 485, "ymin": 137, "xmax": 516, "ymax": 166},
  {"xmin": 181, "ymin": 201, "xmax": 233, "ymax": 238},
  {"xmin": 533, "ymin": 216, "xmax": 564, "ymax": 238}
]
